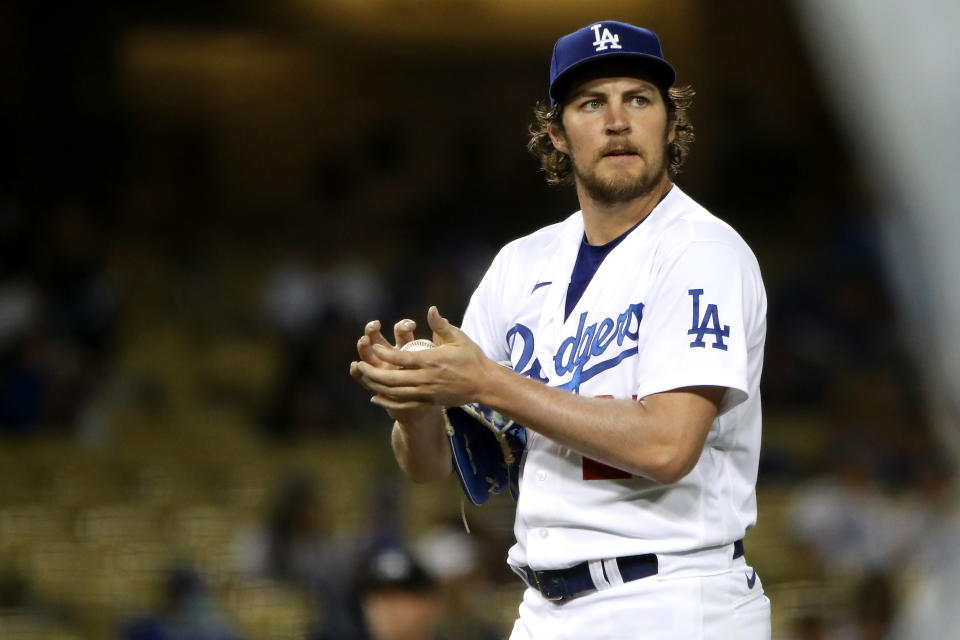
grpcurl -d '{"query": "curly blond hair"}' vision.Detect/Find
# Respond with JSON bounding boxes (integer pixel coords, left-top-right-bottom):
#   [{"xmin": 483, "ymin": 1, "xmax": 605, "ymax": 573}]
[{"xmin": 527, "ymin": 85, "xmax": 695, "ymax": 186}]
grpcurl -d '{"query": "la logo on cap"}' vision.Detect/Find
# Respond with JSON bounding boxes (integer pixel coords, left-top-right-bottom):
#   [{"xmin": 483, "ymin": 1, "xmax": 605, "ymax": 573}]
[{"xmin": 590, "ymin": 23, "xmax": 622, "ymax": 52}]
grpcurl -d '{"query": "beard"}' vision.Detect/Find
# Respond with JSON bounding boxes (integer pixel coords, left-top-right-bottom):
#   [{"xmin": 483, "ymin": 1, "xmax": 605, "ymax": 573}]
[{"xmin": 572, "ymin": 142, "xmax": 669, "ymax": 206}]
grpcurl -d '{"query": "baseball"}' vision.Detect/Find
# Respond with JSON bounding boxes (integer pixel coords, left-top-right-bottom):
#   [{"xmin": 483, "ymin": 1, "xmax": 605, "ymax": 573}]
[{"xmin": 400, "ymin": 339, "xmax": 436, "ymax": 352}]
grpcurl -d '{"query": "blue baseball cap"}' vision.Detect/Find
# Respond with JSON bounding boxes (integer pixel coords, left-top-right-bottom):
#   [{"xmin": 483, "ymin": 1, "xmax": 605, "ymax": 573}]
[{"xmin": 549, "ymin": 21, "xmax": 676, "ymax": 106}]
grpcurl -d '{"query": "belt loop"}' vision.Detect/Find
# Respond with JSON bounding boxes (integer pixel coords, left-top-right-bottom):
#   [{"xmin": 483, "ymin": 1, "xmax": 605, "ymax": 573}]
[
  {"xmin": 587, "ymin": 560, "xmax": 611, "ymax": 591},
  {"xmin": 602, "ymin": 558, "xmax": 625, "ymax": 587}
]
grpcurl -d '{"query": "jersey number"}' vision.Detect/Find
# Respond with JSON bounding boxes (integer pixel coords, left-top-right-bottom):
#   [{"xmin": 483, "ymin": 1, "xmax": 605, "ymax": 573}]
[{"xmin": 582, "ymin": 395, "xmax": 635, "ymax": 480}]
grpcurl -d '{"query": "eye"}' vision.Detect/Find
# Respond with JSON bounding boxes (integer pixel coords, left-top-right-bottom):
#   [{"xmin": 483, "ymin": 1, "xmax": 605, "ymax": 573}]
[
  {"xmin": 630, "ymin": 95, "xmax": 649, "ymax": 107},
  {"xmin": 581, "ymin": 99, "xmax": 603, "ymax": 111}
]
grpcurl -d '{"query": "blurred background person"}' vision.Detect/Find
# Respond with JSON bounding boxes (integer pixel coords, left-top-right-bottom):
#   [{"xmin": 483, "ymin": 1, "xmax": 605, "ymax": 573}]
[
  {"xmin": 119, "ymin": 564, "xmax": 241, "ymax": 640},
  {"xmin": 232, "ymin": 472, "xmax": 366, "ymax": 639},
  {"xmin": 413, "ymin": 521, "xmax": 503, "ymax": 640},
  {"xmin": 353, "ymin": 545, "xmax": 444, "ymax": 640}
]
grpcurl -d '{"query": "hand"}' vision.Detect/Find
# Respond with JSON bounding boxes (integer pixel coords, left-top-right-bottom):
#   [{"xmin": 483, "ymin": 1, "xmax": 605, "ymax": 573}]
[
  {"xmin": 354, "ymin": 306, "xmax": 495, "ymax": 408},
  {"xmin": 349, "ymin": 317, "xmax": 436, "ymax": 423}
]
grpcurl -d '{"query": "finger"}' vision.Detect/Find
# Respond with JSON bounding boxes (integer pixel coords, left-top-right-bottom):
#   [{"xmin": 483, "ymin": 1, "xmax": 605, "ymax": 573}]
[
  {"xmin": 352, "ymin": 361, "xmax": 385, "ymax": 394},
  {"xmin": 364, "ymin": 320, "xmax": 392, "ymax": 348},
  {"xmin": 350, "ymin": 360, "xmax": 385, "ymax": 385},
  {"xmin": 357, "ymin": 359, "xmax": 427, "ymax": 386},
  {"xmin": 393, "ymin": 319, "xmax": 417, "ymax": 348},
  {"xmin": 355, "ymin": 364, "xmax": 431, "ymax": 401},
  {"xmin": 349, "ymin": 361, "xmax": 363, "ymax": 382},
  {"xmin": 427, "ymin": 306, "xmax": 460, "ymax": 344},
  {"xmin": 371, "ymin": 343, "xmax": 423, "ymax": 369},
  {"xmin": 366, "ymin": 383, "xmax": 428, "ymax": 402},
  {"xmin": 357, "ymin": 335, "xmax": 385, "ymax": 367},
  {"xmin": 364, "ymin": 320, "xmax": 390, "ymax": 345},
  {"xmin": 370, "ymin": 395, "xmax": 433, "ymax": 411}
]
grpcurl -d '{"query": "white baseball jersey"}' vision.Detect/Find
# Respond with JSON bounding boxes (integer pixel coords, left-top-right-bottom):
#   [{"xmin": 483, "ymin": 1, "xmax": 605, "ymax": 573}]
[{"xmin": 461, "ymin": 186, "xmax": 767, "ymax": 574}]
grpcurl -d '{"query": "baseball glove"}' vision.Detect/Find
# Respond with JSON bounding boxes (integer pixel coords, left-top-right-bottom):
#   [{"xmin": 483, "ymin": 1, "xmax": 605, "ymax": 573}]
[{"xmin": 444, "ymin": 401, "xmax": 526, "ymax": 506}]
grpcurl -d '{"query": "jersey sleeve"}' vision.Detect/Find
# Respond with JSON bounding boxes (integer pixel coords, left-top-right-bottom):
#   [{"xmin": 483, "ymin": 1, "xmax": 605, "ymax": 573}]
[
  {"xmin": 460, "ymin": 247, "xmax": 511, "ymax": 362},
  {"xmin": 633, "ymin": 240, "xmax": 761, "ymax": 415}
]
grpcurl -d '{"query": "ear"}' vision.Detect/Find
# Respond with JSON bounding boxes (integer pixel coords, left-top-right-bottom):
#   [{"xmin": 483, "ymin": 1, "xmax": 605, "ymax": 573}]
[
  {"xmin": 548, "ymin": 121, "xmax": 569, "ymax": 154},
  {"xmin": 666, "ymin": 120, "xmax": 677, "ymax": 145}
]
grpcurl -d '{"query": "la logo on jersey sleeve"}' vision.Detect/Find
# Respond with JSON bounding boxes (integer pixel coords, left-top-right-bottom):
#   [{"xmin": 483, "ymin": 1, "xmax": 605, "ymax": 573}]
[{"xmin": 687, "ymin": 288, "xmax": 729, "ymax": 351}]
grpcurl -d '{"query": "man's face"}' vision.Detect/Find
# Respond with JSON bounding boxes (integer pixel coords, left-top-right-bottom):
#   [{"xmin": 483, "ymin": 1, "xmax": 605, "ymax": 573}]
[
  {"xmin": 550, "ymin": 75, "xmax": 675, "ymax": 205},
  {"xmin": 362, "ymin": 589, "xmax": 440, "ymax": 640}
]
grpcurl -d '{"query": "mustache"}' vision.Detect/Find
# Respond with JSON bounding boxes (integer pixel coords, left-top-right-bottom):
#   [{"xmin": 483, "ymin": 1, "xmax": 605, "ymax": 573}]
[{"xmin": 598, "ymin": 141, "xmax": 641, "ymax": 157}]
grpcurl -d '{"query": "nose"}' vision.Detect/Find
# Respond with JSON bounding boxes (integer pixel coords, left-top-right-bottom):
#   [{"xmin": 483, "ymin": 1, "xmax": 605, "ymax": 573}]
[{"xmin": 604, "ymin": 99, "xmax": 630, "ymax": 135}]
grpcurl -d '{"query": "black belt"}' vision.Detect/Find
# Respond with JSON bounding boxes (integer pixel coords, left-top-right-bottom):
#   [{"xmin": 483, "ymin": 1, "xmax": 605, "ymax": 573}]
[{"xmin": 520, "ymin": 539, "xmax": 744, "ymax": 602}]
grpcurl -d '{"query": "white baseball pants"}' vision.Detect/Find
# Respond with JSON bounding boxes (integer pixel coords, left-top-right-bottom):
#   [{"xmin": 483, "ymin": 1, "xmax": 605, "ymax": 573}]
[{"xmin": 509, "ymin": 561, "xmax": 770, "ymax": 640}]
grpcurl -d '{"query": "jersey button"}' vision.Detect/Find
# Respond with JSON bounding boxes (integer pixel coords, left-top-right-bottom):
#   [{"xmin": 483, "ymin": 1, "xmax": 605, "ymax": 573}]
[
  {"xmin": 535, "ymin": 470, "xmax": 547, "ymax": 482},
  {"xmin": 538, "ymin": 528, "xmax": 549, "ymax": 539}
]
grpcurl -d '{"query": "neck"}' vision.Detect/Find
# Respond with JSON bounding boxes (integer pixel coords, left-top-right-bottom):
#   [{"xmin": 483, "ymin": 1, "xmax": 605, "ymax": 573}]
[{"xmin": 578, "ymin": 175, "xmax": 673, "ymax": 245}]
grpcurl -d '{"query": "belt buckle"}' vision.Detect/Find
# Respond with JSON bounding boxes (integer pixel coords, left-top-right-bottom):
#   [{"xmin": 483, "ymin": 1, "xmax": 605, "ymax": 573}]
[{"xmin": 532, "ymin": 569, "xmax": 565, "ymax": 601}]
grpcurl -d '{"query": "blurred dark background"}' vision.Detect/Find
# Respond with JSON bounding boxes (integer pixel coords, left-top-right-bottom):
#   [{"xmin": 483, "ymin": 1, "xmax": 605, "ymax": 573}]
[{"xmin": 0, "ymin": 1, "xmax": 949, "ymax": 638}]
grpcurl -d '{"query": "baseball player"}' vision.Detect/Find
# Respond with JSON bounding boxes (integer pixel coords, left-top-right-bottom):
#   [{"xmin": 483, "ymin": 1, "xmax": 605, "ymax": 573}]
[{"xmin": 350, "ymin": 20, "xmax": 770, "ymax": 639}]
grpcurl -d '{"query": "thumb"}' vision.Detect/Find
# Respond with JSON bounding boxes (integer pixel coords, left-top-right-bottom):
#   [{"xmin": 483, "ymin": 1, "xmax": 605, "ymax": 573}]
[{"xmin": 427, "ymin": 306, "xmax": 460, "ymax": 344}]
